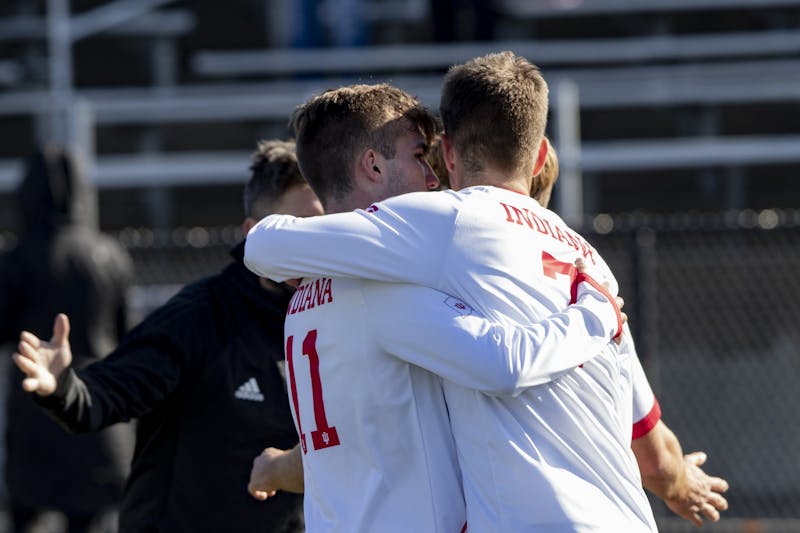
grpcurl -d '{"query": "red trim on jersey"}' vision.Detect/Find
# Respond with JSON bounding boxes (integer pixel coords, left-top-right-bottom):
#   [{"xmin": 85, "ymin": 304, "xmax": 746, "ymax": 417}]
[
  {"xmin": 632, "ymin": 397, "xmax": 662, "ymax": 440},
  {"xmin": 286, "ymin": 336, "xmax": 307, "ymax": 454},
  {"xmin": 460, "ymin": 521, "xmax": 468, "ymax": 533},
  {"xmin": 570, "ymin": 272, "xmax": 623, "ymax": 339},
  {"xmin": 543, "ymin": 251, "xmax": 577, "ymax": 286},
  {"xmin": 303, "ymin": 330, "xmax": 341, "ymax": 450}
]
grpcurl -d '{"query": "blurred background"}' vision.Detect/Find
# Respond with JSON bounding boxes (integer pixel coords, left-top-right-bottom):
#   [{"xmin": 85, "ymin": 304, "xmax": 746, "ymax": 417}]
[{"xmin": 0, "ymin": 0, "xmax": 799, "ymax": 531}]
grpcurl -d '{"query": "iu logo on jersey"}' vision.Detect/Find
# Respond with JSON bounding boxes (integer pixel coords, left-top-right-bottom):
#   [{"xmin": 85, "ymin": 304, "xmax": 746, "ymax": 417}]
[
  {"xmin": 444, "ymin": 296, "xmax": 473, "ymax": 316},
  {"xmin": 321, "ymin": 431, "xmax": 332, "ymax": 445}
]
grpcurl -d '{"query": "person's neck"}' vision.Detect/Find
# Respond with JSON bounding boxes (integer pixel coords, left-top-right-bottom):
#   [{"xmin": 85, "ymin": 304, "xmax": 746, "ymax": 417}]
[
  {"xmin": 324, "ymin": 192, "xmax": 372, "ymax": 214},
  {"xmin": 457, "ymin": 171, "xmax": 531, "ymax": 196}
]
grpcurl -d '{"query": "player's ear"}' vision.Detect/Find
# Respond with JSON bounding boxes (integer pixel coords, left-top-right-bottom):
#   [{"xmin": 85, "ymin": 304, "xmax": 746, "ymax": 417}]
[
  {"xmin": 532, "ymin": 138, "xmax": 548, "ymax": 177},
  {"xmin": 359, "ymin": 148, "xmax": 382, "ymax": 184},
  {"xmin": 241, "ymin": 216, "xmax": 257, "ymax": 235},
  {"xmin": 440, "ymin": 134, "xmax": 457, "ymax": 175}
]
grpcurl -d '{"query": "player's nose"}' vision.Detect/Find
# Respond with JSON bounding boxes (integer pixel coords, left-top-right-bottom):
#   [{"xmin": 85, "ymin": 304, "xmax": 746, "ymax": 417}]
[{"xmin": 424, "ymin": 161, "xmax": 440, "ymax": 191}]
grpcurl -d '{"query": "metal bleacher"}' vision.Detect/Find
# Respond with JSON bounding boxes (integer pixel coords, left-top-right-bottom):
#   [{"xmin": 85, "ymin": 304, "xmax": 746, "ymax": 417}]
[
  {"xmin": 0, "ymin": 0, "xmax": 799, "ymax": 214},
  {"xmin": 495, "ymin": 0, "xmax": 800, "ymax": 17},
  {"xmin": 188, "ymin": 30, "xmax": 800, "ymax": 175},
  {"xmin": 192, "ymin": 30, "xmax": 800, "ymax": 75},
  {"xmin": 3, "ymin": 5, "xmax": 800, "ymax": 529}
]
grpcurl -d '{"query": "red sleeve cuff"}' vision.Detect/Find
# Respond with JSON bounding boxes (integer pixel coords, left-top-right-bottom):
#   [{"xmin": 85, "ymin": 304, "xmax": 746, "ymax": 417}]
[
  {"xmin": 632, "ymin": 397, "xmax": 662, "ymax": 440},
  {"xmin": 570, "ymin": 272, "xmax": 623, "ymax": 339}
]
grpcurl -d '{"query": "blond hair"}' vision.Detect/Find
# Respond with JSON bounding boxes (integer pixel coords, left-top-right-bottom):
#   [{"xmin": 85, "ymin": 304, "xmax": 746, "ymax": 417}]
[{"xmin": 530, "ymin": 137, "xmax": 559, "ymax": 201}]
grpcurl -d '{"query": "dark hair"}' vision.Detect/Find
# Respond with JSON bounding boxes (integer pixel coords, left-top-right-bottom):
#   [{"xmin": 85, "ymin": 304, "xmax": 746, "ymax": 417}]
[
  {"xmin": 244, "ymin": 139, "xmax": 306, "ymax": 219},
  {"xmin": 290, "ymin": 83, "xmax": 437, "ymax": 206},
  {"xmin": 440, "ymin": 51, "xmax": 549, "ymax": 179}
]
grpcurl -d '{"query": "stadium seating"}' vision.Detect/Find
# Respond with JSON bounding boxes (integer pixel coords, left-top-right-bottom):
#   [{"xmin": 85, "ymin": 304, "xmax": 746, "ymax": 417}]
[{"xmin": 0, "ymin": 0, "xmax": 799, "ymax": 220}]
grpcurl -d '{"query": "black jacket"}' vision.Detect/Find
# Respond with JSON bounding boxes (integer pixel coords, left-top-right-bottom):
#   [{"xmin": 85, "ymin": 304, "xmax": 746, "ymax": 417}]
[
  {"xmin": 0, "ymin": 146, "xmax": 133, "ymax": 514},
  {"xmin": 37, "ymin": 243, "xmax": 304, "ymax": 533}
]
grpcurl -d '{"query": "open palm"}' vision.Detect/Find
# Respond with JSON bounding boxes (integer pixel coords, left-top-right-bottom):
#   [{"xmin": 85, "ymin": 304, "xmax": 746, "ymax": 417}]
[{"xmin": 12, "ymin": 313, "xmax": 73, "ymax": 396}]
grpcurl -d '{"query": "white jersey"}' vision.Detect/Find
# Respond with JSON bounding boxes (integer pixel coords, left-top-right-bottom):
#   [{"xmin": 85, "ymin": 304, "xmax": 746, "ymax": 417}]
[
  {"xmin": 625, "ymin": 328, "xmax": 662, "ymax": 440},
  {"xmin": 246, "ymin": 186, "xmax": 658, "ymax": 532},
  {"xmin": 281, "ymin": 275, "xmax": 622, "ymax": 532}
]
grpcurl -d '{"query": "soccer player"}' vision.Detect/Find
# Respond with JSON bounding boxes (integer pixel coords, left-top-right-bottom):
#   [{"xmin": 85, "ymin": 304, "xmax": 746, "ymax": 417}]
[
  {"xmin": 432, "ymin": 132, "xmax": 729, "ymax": 525},
  {"xmin": 244, "ymin": 83, "xmax": 628, "ymax": 532},
  {"xmin": 245, "ymin": 53, "xmax": 659, "ymax": 530}
]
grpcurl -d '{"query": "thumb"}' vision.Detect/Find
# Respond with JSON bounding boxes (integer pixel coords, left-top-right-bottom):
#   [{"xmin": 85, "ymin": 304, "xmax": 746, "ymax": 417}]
[
  {"xmin": 22, "ymin": 377, "xmax": 40, "ymax": 393},
  {"xmin": 52, "ymin": 313, "xmax": 71, "ymax": 347},
  {"xmin": 685, "ymin": 451, "xmax": 708, "ymax": 467}
]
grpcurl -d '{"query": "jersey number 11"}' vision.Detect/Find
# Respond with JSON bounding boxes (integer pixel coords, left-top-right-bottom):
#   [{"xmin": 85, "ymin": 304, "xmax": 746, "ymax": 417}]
[{"xmin": 286, "ymin": 330, "xmax": 341, "ymax": 454}]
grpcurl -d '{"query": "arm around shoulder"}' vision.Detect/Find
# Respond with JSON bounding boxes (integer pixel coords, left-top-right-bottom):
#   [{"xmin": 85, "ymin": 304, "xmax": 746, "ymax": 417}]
[
  {"xmin": 244, "ymin": 197, "xmax": 450, "ymax": 285},
  {"xmin": 367, "ymin": 281, "xmax": 622, "ymax": 396}
]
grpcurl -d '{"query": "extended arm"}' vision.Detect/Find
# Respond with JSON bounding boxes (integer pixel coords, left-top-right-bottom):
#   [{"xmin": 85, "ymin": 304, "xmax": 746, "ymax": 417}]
[
  {"xmin": 13, "ymin": 313, "xmax": 182, "ymax": 432},
  {"xmin": 632, "ymin": 420, "xmax": 729, "ymax": 526},
  {"xmin": 624, "ymin": 332, "xmax": 729, "ymax": 525},
  {"xmin": 365, "ymin": 274, "xmax": 622, "ymax": 396},
  {"xmin": 245, "ymin": 192, "xmax": 450, "ymax": 285}
]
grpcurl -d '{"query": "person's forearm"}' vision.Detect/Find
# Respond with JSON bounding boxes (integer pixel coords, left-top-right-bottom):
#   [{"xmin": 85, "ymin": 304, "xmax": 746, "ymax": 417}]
[
  {"xmin": 34, "ymin": 365, "xmax": 138, "ymax": 433},
  {"xmin": 631, "ymin": 422, "xmax": 686, "ymax": 500},
  {"xmin": 633, "ymin": 419, "xmax": 730, "ymax": 525},
  {"xmin": 278, "ymin": 444, "xmax": 304, "ymax": 493},
  {"xmin": 632, "ymin": 420, "xmax": 686, "ymax": 500},
  {"xmin": 34, "ymin": 368, "xmax": 105, "ymax": 433}
]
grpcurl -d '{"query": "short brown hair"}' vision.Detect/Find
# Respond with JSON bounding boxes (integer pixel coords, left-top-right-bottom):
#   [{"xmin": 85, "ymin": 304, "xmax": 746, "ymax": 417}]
[
  {"xmin": 440, "ymin": 51, "xmax": 549, "ymax": 179},
  {"xmin": 290, "ymin": 83, "xmax": 438, "ymax": 205},
  {"xmin": 245, "ymin": 139, "xmax": 306, "ymax": 219}
]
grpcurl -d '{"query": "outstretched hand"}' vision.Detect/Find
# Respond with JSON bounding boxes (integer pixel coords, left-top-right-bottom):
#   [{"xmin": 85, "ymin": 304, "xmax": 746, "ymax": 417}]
[
  {"xmin": 574, "ymin": 257, "xmax": 627, "ymax": 343},
  {"xmin": 665, "ymin": 451, "xmax": 729, "ymax": 526},
  {"xmin": 12, "ymin": 313, "xmax": 73, "ymax": 396}
]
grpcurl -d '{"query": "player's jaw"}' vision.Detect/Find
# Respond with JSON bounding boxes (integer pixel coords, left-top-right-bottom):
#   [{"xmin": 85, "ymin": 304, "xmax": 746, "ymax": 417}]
[{"xmin": 381, "ymin": 134, "xmax": 440, "ymax": 200}]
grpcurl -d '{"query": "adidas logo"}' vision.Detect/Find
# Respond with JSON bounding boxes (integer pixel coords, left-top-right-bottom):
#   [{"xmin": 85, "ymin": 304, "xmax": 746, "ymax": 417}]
[{"xmin": 235, "ymin": 378, "xmax": 264, "ymax": 402}]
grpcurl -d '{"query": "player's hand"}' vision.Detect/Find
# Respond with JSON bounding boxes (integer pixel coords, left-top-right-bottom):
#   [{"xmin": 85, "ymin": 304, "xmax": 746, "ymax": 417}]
[
  {"xmin": 664, "ymin": 451, "xmax": 729, "ymax": 526},
  {"xmin": 614, "ymin": 295, "xmax": 628, "ymax": 328},
  {"xmin": 12, "ymin": 313, "xmax": 73, "ymax": 396},
  {"xmin": 248, "ymin": 446, "xmax": 304, "ymax": 500},
  {"xmin": 249, "ymin": 447, "xmax": 280, "ymax": 500},
  {"xmin": 574, "ymin": 258, "xmax": 627, "ymax": 343}
]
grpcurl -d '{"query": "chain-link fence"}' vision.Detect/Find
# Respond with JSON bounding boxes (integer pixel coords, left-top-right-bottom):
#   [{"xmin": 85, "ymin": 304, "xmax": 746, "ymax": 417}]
[
  {"xmin": 586, "ymin": 209, "xmax": 800, "ymax": 529},
  {"xmin": 116, "ymin": 225, "xmax": 242, "ymax": 325},
  {"xmin": 120, "ymin": 209, "xmax": 800, "ymax": 526},
  {"xmin": 121, "ymin": 209, "xmax": 800, "ymax": 526},
  {"xmin": 4, "ymin": 209, "xmax": 797, "ymax": 530}
]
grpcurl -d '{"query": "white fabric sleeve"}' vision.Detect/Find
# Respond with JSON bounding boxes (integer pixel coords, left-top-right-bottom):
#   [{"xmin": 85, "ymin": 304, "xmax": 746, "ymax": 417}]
[
  {"xmin": 622, "ymin": 325, "xmax": 662, "ymax": 438},
  {"xmin": 244, "ymin": 191, "xmax": 453, "ymax": 285},
  {"xmin": 363, "ymin": 282, "xmax": 621, "ymax": 396}
]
